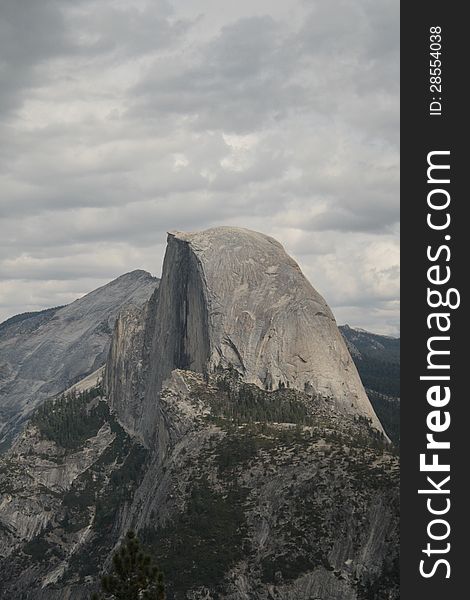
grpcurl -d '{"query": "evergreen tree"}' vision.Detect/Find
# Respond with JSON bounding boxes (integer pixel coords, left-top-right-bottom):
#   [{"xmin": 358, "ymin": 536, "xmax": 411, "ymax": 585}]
[{"xmin": 92, "ymin": 531, "xmax": 165, "ymax": 600}]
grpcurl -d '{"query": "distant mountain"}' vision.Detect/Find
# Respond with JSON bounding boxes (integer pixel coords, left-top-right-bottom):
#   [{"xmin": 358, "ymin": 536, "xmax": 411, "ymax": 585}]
[
  {"xmin": 339, "ymin": 325, "xmax": 399, "ymax": 366},
  {"xmin": 0, "ymin": 270, "xmax": 159, "ymax": 449},
  {"xmin": 340, "ymin": 325, "xmax": 400, "ymax": 444}
]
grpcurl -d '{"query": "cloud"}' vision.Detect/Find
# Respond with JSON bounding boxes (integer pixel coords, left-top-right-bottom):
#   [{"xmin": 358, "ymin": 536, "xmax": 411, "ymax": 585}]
[{"xmin": 0, "ymin": 0, "xmax": 399, "ymax": 335}]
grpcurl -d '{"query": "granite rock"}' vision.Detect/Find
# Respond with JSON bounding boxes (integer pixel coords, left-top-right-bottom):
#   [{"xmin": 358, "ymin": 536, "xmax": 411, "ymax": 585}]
[
  {"xmin": 0, "ymin": 270, "xmax": 159, "ymax": 448},
  {"xmin": 108, "ymin": 228, "xmax": 384, "ymax": 444}
]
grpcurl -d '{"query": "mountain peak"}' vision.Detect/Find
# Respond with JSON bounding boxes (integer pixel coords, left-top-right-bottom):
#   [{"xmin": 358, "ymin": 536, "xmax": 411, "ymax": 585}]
[
  {"xmin": 168, "ymin": 225, "xmax": 284, "ymax": 247},
  {"xmin": 0, "ymin": 271, "xmax": 159, "ymax": 448},
  {"xmin": 115, "ymin": 269, "xmax": 156, "ymax": 280},
  {"xmin": 107, "ymin": 227, "xmax": 384, "ymax": 443}
]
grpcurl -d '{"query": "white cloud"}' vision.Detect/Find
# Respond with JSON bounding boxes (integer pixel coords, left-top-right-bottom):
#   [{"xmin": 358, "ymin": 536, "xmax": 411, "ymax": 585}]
[{"xmin": 0, "ymin": 0, "xmax": 399, "ymax": 335}]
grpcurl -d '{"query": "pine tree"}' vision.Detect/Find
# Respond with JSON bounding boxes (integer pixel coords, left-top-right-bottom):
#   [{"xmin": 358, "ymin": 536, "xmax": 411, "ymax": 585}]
[{"xmin": 91, "ymin": 531, "xmax": 165, "ymax": 600}]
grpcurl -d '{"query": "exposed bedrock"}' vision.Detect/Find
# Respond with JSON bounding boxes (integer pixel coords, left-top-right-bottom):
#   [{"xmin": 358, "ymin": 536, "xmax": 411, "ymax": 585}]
[
  {"xmin": 0, "ymin": 270, "xmax": 159, "ymax": 449},
  {"xmin": 106, "ymin": 227, "xmax": 384, "ymax": 444}
]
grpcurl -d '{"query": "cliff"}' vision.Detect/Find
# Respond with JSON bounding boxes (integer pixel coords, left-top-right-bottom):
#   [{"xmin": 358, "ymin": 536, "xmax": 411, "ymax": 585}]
[
  {"xmin": 106, "ymin": 228, "xmax": 383, "ymax": 445},
  {"xmin": 0, "ymin": 371, "xmax": 398, "ymax": 600},
  {"xmin": 0, "ymin": 270, "xmax": 159, "ymax": 448},
  {"xmin": 0, "ymin": 228, "xmax": 398, "ymax": 599}
]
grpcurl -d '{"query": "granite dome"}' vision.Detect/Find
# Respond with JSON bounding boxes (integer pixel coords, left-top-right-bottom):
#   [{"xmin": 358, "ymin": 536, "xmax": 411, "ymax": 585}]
[{"xmin": 107, "ymin": 227, "xmax": 384, "ymax": 441}]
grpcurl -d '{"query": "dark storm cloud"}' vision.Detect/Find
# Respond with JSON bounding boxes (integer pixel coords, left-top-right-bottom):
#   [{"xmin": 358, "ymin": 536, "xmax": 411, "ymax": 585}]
[
  {"xmin": 0, "ymin": 0, "xmax": 70, "ymax": 115},
  {"xmin": 0, "ymin": 0, "xmax": 399, "ymax": 334},
  {"xmin": 0, "ymin": 0, "xmax": 189, "ymax": 119},
  {"xmin": 131, "ymin": 15, "xmax": 303, "ymax": 133}
]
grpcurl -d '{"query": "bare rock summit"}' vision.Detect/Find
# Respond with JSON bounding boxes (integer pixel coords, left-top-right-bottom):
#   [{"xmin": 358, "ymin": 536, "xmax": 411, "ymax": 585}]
[
  {"xmin": 0, "ymin": 270, "xmax": 159, "ymax": 448},
  {"xmin": 107, "ymin": 227, "xmax": 384, "ymax": 442}
]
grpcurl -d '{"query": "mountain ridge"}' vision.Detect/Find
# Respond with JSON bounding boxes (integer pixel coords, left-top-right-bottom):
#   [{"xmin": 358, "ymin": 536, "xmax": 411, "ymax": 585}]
[
  {"xmin": 0, "ymin": 269, "xmax": 159, "ymax": 449},
  {"xmin": 339, "ymin": 325, "xmax": 400, "ymax": 444},
  {"xmin": 0, "ymin": 228, "xmax": 399, "ymax": 599}
]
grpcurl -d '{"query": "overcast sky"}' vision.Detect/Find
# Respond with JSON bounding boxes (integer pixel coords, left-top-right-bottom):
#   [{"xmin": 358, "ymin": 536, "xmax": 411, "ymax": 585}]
[{"xmin": 0, "ymin": 0, "xmax": 399, "ymax": 335}]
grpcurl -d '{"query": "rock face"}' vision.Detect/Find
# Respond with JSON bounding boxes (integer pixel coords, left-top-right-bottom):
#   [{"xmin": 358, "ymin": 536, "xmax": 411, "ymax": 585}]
[
  {"xmin": 0, "ymin": 386, "xmax": 149, "ymax": 599},
  {"xmin": 0, "ymin": 270, "xmax": 159, "ymax": 448},
  {"xmin": 108, "ymin": 228, "xmax": 383, "ymax": 445},
  {"xmin": 0, "ymin": 228, "xmax": 399, "ymax": 599},
  {"xmin": 0, "ymin": 370, "xmax": 398, "ymax": 600},
  {"xmin": 105, "ymin": 303, "xmax": 150, "ymax": 441}
]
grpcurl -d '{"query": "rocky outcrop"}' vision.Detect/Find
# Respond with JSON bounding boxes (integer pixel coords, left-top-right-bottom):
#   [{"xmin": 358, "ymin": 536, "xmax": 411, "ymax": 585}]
[
  {"xmin": 0, "ymin": 387, "xmax": 149, "ymax": 598},
  {"xmin": 0, "ymin": 228, "xmax": 398, "ymax": 599},
  {"xmin": 105, "ymin": 303, "xmax": 150, "ymax": 442},
  {"xmin": 0, "ymin": 270, "xmax": 159, "ymax": 448},
  {"xmin": 108, "ymin": 228, "xmax": 383, "ymax": 445},
  {"xmin": 167, "ymin": 229, "xmax": 378, "ymax": 424},
  {"xmin": 0, "ymin": 371, "xmax": 398, "ymax": 600},
  {"xmin": 0, "ymin": 422, "xmax": 115, "ymax": 557},
  {"xmin": 124, "ymin": 371, "xmax": 398, "ymax": 600}
]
